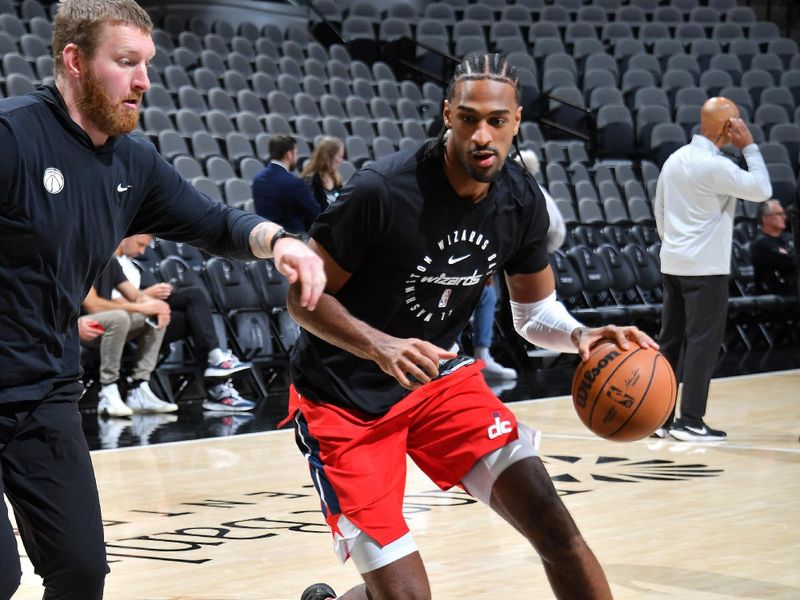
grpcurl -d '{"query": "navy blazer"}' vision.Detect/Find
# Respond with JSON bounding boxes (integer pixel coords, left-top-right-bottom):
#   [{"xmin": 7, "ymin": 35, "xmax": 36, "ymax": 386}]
[{"xmin": 252, "ymin": 162, "xmax": 320, "ymax": 233}]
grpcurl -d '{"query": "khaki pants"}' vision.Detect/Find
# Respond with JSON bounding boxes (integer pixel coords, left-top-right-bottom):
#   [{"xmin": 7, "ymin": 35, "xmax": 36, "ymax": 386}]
[{"xmin": 86, "ymin": 310, "xmax": 165, "ymax": 384}]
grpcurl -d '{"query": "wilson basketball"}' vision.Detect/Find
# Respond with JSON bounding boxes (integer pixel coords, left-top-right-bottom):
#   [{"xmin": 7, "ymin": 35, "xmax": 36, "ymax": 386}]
[{"xmin": 571, "ymin": 343, "xmax": 676, "ymax": 442}]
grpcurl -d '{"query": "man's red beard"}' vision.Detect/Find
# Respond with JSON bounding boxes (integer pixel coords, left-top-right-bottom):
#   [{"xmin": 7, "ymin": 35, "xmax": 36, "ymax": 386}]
[{"xmin": 76, "ymin": 66, "xmax": 142, "ymax": 138}]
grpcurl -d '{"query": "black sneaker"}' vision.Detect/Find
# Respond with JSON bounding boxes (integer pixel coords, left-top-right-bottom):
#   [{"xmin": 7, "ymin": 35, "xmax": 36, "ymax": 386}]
[
  {"xmin": 669, "ymin": 419, "xmax": 726, "ymax": 442},
  {"xmin": 301, "ymin": 583, "xmax": 336, "ymax": 600}
]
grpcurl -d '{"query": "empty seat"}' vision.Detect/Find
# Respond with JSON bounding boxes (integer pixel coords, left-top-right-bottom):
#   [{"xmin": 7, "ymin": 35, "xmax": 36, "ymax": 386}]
[
  {"xmin": 372, "ymin": 136, "xmax": 396, "ymax": 160},
  {"xmin": 742, "ymin": 68, "xmax": 777, "ymax": 106},
  {"xmin": 709, "ymin": 54, "xmax": 743, "ymax": 85},
  {"xmin": 174, "ymin": 155, "xmax": 205, "ymax": 180},
  {"xmin": 627, "ymin": 54, "xmax": 662, "ymax": 83},
  {"xmin": 728, "ymin": 38, "xmax": 760, "ymax": 71},
  {"xmin": 633, "ymin": 87, "xmax": 670, "ymax": 114},
  {"xmin": 650, "ymin": 123, "xmax": 687, "ymax": 167},
  {"xmin": 767, "ymin": 38, "xmax": 799, "ymax": 70},
  {"xmin": 753, "ymin": 104, "xmax": 790, "ymax": 137},
  {"xmin": 712, "ymin": 23, "xmax": 744, "ymax": 46},
  {"xmin": 765, "ymin": 163, "xmax": 796, "ymax": 206},
  {"xmin": 224, "ymin": 132, "xmax": 254, "ymax": 162},
  {"xmin": 635, "ymin": 105, "xmax": 671, "ymax": 153},
  {"xmin": 671, "ymin": 107, "xmax": 701, "ymax": 143},
  {"xmin": 589, "ymin": 87, "xmax": 624, "ymax": 112},
  {"xmin": 760, "ymin": 87, "xmax": 795, "ymax": 117},
  {"xmin": 141, "ymin": 107, "xmax": 174, "ymax": 135},
  {"xmin": 596, "ymin": 105, "xmax": 635, "ymax": 159},
  {"xmin": 769, "ymin": 124, "xmax": 800, "ymax": 168},
  {"xmin": 779, "ymin": 70, "xmax": 800, "ymax": 106},
  {"xmin": 665, "ymin": 54, "xmax": 701, "ymax": 84},
  {"xmin": 699, "ymin": 69, "xmax": 734, "ymax": 97},
  {"xmin": 748, "ymin": 21, "xmax": 780, "ymax": 45}
]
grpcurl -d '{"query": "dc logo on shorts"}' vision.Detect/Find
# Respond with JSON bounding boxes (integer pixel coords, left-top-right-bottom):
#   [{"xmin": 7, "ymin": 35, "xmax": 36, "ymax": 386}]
[{"xmin": 488, "ymin": 411, "xmax": 512, "ymax": 439}]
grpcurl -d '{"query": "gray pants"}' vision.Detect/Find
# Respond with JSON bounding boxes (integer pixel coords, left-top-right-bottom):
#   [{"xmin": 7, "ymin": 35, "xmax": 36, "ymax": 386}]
[
  {"xmin": 658, "ymin": 274, "xmax": 729, "ymax": 426},
  {"xmin": 87, "ymin": 310, "xmax": 165, "ymax": 385}
]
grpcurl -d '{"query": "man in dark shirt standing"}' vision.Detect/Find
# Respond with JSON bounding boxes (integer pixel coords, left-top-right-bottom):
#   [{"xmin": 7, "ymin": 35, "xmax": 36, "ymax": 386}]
[
  {"xmin": 0, "ymin": 2, "xmax": 324, "ymax": 599},
  {"xmin": 252, "ymin": 135, "xmax": 321, "ymax": 233},
  {"xmin": 287, "ymin": 53, "xmax": 655, "ymax": 600},
  {"xmin": 750, "ymin": 200, "xmax": 797, "ymax": 295}
]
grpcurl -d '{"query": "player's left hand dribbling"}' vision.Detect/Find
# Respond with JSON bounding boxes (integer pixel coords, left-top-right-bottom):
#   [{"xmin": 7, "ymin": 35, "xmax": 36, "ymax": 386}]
[
  {"xmin": 272, "ymin": 238, "xmax": 326, "ymax": 311},
  {"xmin": 574, "ymin": 325, "xmax": 658, "ymax": 361}
]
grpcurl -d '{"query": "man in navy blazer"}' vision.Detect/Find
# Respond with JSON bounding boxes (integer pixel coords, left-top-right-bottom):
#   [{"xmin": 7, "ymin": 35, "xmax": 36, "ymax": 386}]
[{"xmin": 252, "ymin": 135, "xmax": 320, "ymax": 233}]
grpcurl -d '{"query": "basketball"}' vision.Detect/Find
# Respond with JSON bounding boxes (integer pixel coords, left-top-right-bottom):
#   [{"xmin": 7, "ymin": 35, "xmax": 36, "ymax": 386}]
[{"xmin": 571, "ymin": 343, "xmax": 676, "ymax": 442}]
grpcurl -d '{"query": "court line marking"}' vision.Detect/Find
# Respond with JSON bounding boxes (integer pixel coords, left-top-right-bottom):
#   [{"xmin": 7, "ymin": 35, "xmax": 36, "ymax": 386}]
[{"xmin": 92, "ymin": 369, "xmax": 800, "ymax": 455}]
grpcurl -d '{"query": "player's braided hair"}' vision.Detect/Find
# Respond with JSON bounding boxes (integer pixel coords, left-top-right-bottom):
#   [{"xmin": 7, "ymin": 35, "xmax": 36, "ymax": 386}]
[{"xmin": 433, "ymin": 52, "xmax": 524, "ymax": 160}]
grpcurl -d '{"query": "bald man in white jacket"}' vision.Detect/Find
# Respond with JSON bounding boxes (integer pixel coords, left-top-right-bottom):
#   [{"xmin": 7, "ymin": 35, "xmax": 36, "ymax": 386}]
[{"xmin": 654, "ymin": 97, "xmax": 772, "ymax": 442}]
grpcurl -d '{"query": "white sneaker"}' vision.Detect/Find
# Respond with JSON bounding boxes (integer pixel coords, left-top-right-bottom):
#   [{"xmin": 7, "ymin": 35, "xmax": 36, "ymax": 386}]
[
  {"xmin": 204, "ymin": 348, "xmax": 252, "ymax": 378},
  {"xmin": 475, "ymin": 348, "xmax": 517, "ymax": 380},
  {"xmin": 126, "ymin": 381, "xmax": 178, "ymax": 413},
  {"xmin": 98, "ymin": 383, "xmax": 133, "ymax": 417},
  {"xmin": 97, "ymin": 416, "xmax": 130, "ymax": 449},
  {"xmin": 203, "ymin": 379, "xmax": 256, "ymax": 412},
  {"xmin": 130, "ymin": 414, "xmax": 178, "ymax": 445}
]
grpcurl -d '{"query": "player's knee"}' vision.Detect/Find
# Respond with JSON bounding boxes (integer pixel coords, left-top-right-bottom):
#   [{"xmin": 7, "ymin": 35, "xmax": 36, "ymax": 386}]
[{"xmin": 528, "ymin": 494, "xmax": 587, "ymax": 565}]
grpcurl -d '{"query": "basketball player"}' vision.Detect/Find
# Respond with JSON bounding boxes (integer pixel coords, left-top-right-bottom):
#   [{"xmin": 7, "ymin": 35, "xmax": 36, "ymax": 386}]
[
  {"xmin": 0, "ymin": 1, "xmax": 324, "ymax": 598},
  {"xmin": 286, "ymin": 53, "xmax": 657, "ymax": 600}
]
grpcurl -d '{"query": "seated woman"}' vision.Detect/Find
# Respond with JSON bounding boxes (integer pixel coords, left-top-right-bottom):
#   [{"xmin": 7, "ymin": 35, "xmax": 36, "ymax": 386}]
[{"xmin": 300, "ymin": 136, "xmax": 345, "ymax": 212}]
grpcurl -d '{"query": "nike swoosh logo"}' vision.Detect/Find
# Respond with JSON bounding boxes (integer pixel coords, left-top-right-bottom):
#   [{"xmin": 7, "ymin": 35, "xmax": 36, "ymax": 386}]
[
  {"xmin": 685, "ymin": 426, "xmax": 707, "ymax": 434},
  {"xmin": 117, "ymin": 184, "xmax": 132, "ymax": 192},
  {"xmin": 448, "ymin": 254, "xmax": 470, "ymax": 264}
]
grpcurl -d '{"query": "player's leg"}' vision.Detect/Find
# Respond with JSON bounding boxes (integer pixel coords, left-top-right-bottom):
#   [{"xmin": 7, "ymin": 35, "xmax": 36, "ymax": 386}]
[
  {"xmin": 3, "ymin": 395, "xmax": 107, "ymax": 599},
  {"xmin": 328, "ymin": 535, "xmax": 430, "ymax": 600},
  {"xmin": 406, "ymin": 362, "xmax": 609, "ymax": 598},
  {"xmin": 292, "ymin": 392, "xmax": 431, "ymax": 600},
  {"xmin": 482, "ymin": 455, "xmax": 612, "ymax": 599}
]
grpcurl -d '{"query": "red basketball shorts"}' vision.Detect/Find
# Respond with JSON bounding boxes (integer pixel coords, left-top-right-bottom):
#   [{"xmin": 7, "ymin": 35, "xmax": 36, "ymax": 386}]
[{"xmin": 289, "ymin": 361, "xmax": 519, "ymax": 548}]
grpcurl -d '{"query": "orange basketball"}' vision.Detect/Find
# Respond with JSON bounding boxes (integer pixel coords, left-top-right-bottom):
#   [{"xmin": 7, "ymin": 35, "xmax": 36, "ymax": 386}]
[{"xmin": 571, "ymin": 343, "xmax": 676, "ymax": 442}]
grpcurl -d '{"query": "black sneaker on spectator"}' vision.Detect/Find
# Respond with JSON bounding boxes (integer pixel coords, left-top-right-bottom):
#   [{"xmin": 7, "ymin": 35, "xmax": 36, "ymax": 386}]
[{"xmin": 669, "ymin": 419, "xmax": 726, "ymax": 442}]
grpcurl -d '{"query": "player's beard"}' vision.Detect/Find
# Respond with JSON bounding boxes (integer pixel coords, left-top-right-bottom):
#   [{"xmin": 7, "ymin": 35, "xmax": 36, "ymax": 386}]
[
  {"xmin": 76, "ymin": 66, "xmax": 142, "ymax": 138},
  {"xmin": 456, "ymin": 144, "xmax": 506, "ymax": 183}
]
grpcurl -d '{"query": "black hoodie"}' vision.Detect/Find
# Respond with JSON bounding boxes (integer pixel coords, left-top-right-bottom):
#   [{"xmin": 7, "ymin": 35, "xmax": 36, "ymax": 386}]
[{"xmin": 0, "ymin": 85, "xmax": 264, "ymax": 401}]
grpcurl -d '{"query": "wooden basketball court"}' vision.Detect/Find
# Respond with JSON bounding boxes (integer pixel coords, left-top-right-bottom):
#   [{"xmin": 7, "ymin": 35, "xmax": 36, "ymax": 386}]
[{"xmin": 11, "ymin": 370, "xmax": 800, "ymax": 599}]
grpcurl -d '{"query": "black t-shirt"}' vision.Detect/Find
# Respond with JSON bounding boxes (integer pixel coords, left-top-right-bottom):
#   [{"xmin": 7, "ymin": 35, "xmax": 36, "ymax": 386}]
[
  {"xmin": 750, "ymin": 231, "xmax": 797, "ymax": 295},
  {"xmin": 290, "ymin": 140, "xmax": 550, "ymax": 415},
  {"xmin": 94, "ymin": 258, "xmax": 128, "ymax": 301}
]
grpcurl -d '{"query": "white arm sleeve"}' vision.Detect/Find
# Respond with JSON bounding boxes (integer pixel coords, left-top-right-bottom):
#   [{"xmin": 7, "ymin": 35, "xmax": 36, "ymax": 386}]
[{"xmin": 510, "ymin": 292, "xmax": 584, "ymax": 354}]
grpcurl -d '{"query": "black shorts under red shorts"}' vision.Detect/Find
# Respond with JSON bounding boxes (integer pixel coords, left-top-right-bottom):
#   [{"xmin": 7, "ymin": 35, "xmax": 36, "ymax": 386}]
[{"xmin": 289, "ymin": 361, "xmax": 519, "ymax": 547}]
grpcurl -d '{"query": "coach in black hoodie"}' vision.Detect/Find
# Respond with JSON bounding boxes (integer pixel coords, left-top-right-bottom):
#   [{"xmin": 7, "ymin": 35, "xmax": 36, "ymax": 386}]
[{"xmin": 0, "ymin": 1, "xmax": 324, "ymax": 598}]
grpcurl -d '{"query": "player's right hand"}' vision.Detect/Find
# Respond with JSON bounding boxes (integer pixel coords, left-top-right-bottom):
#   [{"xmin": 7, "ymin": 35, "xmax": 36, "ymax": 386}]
[
  {"xmin": 374, "ymin": 336, "xmax": 459, "ymax": 390},
  {"xmin": 272, "ymin": 237, "xmax": 326, "ymax": 312}
]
